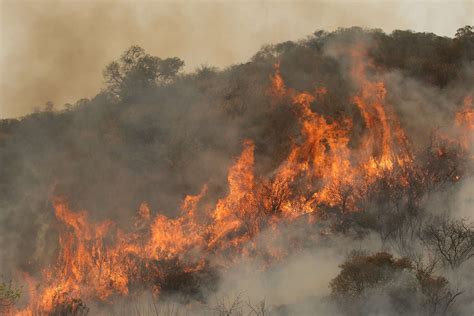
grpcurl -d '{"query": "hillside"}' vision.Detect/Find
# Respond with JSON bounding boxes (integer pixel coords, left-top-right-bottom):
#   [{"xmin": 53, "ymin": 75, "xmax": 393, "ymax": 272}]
[{"xmin": 1, "ymin": 26, "xmax": 473, "ymax": 315}]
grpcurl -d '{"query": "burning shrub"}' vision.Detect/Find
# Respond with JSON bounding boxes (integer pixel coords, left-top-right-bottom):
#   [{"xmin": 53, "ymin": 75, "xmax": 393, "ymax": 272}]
[
  {"xmin": 0, "ymin": 280, "xmax": 21, "ymax": 313},
  {"xmin": 150, "ymin": 259, "xmax": 219, "ymax": 303},
  {"xmin": 49, "ymin": 292, "xmax": 89, "ymax": 316}
]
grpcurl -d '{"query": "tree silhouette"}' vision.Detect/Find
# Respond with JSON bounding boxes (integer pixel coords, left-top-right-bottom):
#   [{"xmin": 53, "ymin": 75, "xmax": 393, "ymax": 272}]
[{"xmin": 103, "ymin": 45, "xmax": 184, "ymax": 100}]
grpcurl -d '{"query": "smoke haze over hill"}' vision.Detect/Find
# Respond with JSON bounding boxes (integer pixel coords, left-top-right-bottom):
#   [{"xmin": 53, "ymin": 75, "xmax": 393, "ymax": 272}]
[{"xmin": 1, "ymin": 0, "xmax": 473, "ymax": 118}]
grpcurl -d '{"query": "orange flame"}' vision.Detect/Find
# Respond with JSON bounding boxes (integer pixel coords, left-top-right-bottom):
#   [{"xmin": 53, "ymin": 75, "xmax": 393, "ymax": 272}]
[{"xmin": 456, "ymin": 95, "xmax": 474, "ymax": 131}]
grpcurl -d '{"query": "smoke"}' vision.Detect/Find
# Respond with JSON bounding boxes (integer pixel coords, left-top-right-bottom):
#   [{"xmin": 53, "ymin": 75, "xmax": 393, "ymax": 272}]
[
  {"xmin": 1, "ymin": 0, "xmax": 473, "ymax": 118},
  {"xmin": 211, "ymin": 229, "xmax": 383, "ymax": 315},
  {"xmin": 454, "ymin": 176, "xmax": 474, "ymax": 222},
  {"xmin": 1, "ymin": 25, "xmax": 474, "ymax": 315}
]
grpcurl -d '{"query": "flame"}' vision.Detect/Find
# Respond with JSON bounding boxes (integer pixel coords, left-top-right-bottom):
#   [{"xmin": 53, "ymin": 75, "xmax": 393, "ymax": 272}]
[
  {"xmin": 350, "ymin": 46, "xmax": 412, "ymax": 176},
  {"xmin": 456, "ymin": 95, "xmax": 474, "ymax": 134},
  {"xmin": 25, "ymin": 199, "xmax": 143, "ymax": 311},
  {"xmin": 211, "ymin": 140, "xmax": 259, "ymax": 247},
  {"xmin": 456, "ymin": 95, "xmax": 474, "ymax": 131},
  {"xmin": 18, "ymin": 142, "xmax": 263, "ymax": 313},
  {"xmin": 454, "ymin": 95, "xmax": 474, "ymax": 158},
  {"xmin": 263, "ymin": 45, "xmax": 413, "ymax": 215},
  {"xmin": 268, "ymin": 62, "xmax": 286, "ymax": 98}
]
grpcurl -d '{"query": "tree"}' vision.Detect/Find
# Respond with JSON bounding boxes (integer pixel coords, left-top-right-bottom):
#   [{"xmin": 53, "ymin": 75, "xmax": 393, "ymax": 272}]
[
  {"xmin": 454, "ymin": 25, "xmax": 474, "ymax": 61},
  {"xmin": 455, "ymin": 26, "xmax": 473, "ymax": 40},
  {"xmin": 423, "ymin": 219, "xmax": 474, "ymax": 269},
  {"xmin": 103, "ymin": 45, "xmax": 184, "ymax": 100},
  {"xmin": 416, "ymin": 270, "xmax": 463, "ymax": 315},
  {"xmin": 213, "ymin": 292, "xmax": 244, "ymax": 316},
  {"xmin": 330, "ymin": 252, "xmax": 463, "ymax": 315},
  {"xmin": 330, "ymin": 252, "xmax": 412, "ymax": 299}
]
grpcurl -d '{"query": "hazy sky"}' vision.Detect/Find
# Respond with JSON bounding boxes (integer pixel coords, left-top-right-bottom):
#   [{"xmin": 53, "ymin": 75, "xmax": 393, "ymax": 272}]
[{"xmin": 0, "ymin": 0, "xmax": 473, "ymax": 118}]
